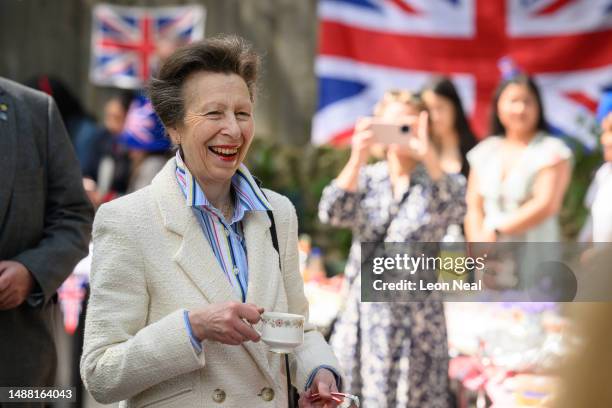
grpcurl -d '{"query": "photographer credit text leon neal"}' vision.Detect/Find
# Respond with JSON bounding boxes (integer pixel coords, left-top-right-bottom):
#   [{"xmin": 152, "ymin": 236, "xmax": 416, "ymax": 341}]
[{"xmin": 372, "ymin": 278, "xmax": 482, "ymax": 292}]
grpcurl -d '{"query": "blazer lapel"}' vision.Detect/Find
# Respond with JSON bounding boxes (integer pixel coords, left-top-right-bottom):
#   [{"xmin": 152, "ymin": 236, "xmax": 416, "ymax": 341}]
[
  {"xmin": 151, "ymin": 160, "xmax": 238, "ymax": 304},
  {"xmin": 151, "ymin": 161, "xmax": 281, "ymax": 389},
  {"xmin": 174, "ymin": 219, "xmax": 240, "ymax": 304},
  {"xmin": 0, "ymin": 87, "xmax": 17, "ymax": 225}
]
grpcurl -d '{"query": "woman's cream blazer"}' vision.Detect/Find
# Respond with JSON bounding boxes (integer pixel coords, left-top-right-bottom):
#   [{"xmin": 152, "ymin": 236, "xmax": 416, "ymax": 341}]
[{"xmin": 80, "ymin": 159, "xmax": 341, "ymax": 407}]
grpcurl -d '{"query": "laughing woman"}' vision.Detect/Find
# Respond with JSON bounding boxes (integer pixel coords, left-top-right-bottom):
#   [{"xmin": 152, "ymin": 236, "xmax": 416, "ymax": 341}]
[{"xmin": 81, "ymin": 35, "xmax": 342, "ymax": 408}]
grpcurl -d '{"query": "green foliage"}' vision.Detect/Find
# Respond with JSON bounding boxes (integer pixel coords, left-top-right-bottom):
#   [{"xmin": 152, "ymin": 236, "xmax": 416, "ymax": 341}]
[
  {"xmin": 559, "ymin": 139, "xmax": 603, "ymax": 239},
  {"xmin": 245, "ymin": 139, "xmax": 353, "ymax": 263}
]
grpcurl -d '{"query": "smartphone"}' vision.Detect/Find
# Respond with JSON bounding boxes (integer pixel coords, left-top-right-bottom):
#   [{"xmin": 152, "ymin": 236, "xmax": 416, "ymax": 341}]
[{"xmin": 370, "ymin": 117, "xmax": 417, "ymax": 145}]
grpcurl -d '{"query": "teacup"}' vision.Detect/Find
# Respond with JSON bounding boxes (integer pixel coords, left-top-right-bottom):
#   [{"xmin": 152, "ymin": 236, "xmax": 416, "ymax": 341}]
[{"xmin": 258, "ymin": 312, "xmax": 305, "ymax": 354}]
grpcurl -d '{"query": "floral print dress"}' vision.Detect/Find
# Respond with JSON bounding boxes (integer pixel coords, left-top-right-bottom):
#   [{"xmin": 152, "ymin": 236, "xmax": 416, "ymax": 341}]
[{"xmin": 319, "ymin": 161, "xmax": 466, "ymax": 408}]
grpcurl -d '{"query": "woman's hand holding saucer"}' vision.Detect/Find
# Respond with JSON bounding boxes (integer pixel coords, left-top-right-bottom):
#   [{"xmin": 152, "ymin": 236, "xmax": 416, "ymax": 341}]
[{"xmin": 188, "ymin": 302, "xmax": 263, "ymax": 345}]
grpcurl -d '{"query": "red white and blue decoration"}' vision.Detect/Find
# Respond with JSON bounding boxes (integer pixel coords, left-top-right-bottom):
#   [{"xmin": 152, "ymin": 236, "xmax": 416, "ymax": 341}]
[
  {"xmin": 118, "ymin": 94, "xmax": 170, "ymax": 152},
  {"xmin": 90, "ymin": 4, "xmax": 205, "ymax": 89},
  {"xmin": 313, "ymin": 0, "xmax": 612, "ymax": 147}
]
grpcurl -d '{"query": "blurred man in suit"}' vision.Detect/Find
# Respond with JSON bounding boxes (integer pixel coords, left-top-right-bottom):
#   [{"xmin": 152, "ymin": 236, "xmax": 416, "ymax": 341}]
[{"xmin": 0, "ymin": 77, "xmax": 93, "ymax": 401}]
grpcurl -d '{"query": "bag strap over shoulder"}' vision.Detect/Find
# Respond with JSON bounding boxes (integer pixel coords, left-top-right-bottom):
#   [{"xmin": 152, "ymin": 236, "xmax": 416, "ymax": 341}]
[
  {"xmin": 254, "ymin": 179, "xmax": 297, "ymax": 408},
  {"xmin": 267, "ymin": 209, "xmax": 282, "ymax": 270},
  {"xmin": 252, "ymin": 177, "xmax": 282, "ymax": 270}
]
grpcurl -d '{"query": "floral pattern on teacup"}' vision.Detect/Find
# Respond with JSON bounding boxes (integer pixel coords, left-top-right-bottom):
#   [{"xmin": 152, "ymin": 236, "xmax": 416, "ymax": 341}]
[{"xmin": 262, "ymin": 317, "xmax": 304, "ymax": 329}]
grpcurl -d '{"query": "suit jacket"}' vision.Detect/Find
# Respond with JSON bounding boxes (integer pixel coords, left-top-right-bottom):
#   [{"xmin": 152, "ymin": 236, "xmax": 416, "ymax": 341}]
[
  {"xmin": 81, "ymin": 159, "xmax": 342, "ymax": 407},
  {"xmin": 0, "ymin": 77, "xmax": 93, "ymax": 386}
]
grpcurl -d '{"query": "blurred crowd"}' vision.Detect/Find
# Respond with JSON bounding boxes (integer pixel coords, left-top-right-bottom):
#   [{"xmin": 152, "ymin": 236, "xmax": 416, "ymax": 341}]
[
  {"xmin": 25, "ymin": 75, "xmax": 173, "ymax": 210},
  {"xmin": 316, "ymin": 73, "xmax": 612, "ymax": 407},
  {"xmin": 25, "ymin": 73, "xmax": 612, "ymax": 241}
]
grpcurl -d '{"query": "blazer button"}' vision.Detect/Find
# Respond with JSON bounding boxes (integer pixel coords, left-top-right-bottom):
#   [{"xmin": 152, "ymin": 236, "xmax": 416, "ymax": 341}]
[
  {"xmin": 259, "ymin": 387, "xmax": 275, "ymax": 401},
  {"xmin": 212, "ymin": 388, "xmax": 226, "ymax": 403}
]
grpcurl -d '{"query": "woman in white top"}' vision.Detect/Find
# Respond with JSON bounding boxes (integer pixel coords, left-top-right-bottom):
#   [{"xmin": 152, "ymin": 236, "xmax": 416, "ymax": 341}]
[{"xmin": 465, "ymin": 75, "xmax": 572, "ymax": 243}]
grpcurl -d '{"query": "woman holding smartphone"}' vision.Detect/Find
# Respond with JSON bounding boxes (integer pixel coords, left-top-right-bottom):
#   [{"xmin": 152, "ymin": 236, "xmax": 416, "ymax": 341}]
[{"xmin": 318, "ymin": 90, "xmax": 466, "ymax": 407}]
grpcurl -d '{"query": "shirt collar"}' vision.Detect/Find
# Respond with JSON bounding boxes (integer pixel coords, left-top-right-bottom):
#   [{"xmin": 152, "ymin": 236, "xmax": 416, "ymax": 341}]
[{"xmin": 174, "ymin": 151, "xmax": 272, "ymax": 222}]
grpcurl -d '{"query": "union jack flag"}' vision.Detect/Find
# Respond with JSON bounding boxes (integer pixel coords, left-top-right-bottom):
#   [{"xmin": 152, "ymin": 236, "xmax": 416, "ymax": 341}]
[
  {"xmin": 90, "ymin": 4, "xmax": 205, "ymax": 89},
  {"xmin": 313, "ymin": 0, "xmax": 612, "ymax": 147},
  {"xmin": 58, "ymin": 274, "xmax": 87, "ymax": 335},
  {"xmin": 58, "ymin": 247, "xmax": 92, "ymax": 336},
  {"xmin": 119, "ymin": 94, "xmax": 170, "ymax": 151}
]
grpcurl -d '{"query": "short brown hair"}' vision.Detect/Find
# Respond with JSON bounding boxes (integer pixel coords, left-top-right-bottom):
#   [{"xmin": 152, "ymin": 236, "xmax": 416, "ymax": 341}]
[{"xmin": 148, "ymin": 34, "xmax": 261, "ymax": 129}]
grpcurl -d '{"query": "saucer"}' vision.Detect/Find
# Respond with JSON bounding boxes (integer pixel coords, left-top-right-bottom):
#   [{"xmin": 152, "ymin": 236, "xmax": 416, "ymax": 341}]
[{"xmin": 262, "ymin": 338, "xmax": 302, "ymax": 354}]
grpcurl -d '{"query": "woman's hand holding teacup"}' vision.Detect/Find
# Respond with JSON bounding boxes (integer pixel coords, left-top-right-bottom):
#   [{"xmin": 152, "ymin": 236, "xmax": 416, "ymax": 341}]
[{"xmin": 188, "ymin": 302, "xmax": 263, "ymax": 346}]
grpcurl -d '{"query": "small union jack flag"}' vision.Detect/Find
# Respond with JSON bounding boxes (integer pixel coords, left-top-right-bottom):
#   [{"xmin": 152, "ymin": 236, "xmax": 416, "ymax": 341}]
[
  {"xmin": 90, "ymin": 4, "xmax": 205, "ymax": 89},
  {"xmin": 58, "ymin": 274, "xmax": 88, "ymax": 335},
  {"xmin": 119, "ymin": 94, "xmax": 170, "ymax": 152}
]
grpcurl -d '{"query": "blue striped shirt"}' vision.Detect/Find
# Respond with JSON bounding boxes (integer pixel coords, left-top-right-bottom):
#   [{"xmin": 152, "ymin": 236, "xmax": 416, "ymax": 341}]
[
  {"xmin": 174, "ymin": 151, "xmax": 272, "ymax": 301},
  {"xmin": 174, "ymin": 154, "xmax": 341, "ymax": 390}
]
